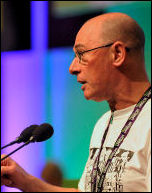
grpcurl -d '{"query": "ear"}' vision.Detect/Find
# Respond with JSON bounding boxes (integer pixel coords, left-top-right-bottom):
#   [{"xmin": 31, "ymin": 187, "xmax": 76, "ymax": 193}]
[{"xmin": 111, "ymin": 41, "xmax": 126, "ymax": 67}]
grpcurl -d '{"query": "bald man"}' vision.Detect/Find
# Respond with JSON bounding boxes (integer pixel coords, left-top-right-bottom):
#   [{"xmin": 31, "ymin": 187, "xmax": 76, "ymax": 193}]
[{"xmin": 1, "ymin": 12, "xmax": 151, "ymax": 192}]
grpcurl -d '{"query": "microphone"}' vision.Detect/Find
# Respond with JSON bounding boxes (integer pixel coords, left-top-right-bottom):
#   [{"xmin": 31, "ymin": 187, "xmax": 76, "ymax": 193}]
[
  {"xmin": 1, "ymin": 124, "xmax": 39, "ymax": 150},
  {"xmin": 29, "ymin": 123, "xmax": 54, "ymax": 143},
  {"xmin": 1, "ymin": 123, "xmax": 54, "ymax": 161}
]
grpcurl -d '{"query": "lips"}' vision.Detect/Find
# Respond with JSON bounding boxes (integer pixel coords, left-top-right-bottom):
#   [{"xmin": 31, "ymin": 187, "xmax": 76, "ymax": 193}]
[
  {"xmin": 77, "ymin": 80, "xmax": 87, "ymax": 91},
  {"xmin": 77, "ymin": 80, "xmax": 87, "ymax": 85}
]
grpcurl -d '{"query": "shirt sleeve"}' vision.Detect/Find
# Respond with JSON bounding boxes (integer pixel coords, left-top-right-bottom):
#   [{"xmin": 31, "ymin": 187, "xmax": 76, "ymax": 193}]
[
  {"xmin": 78, "ymin": 167, "xmax": 86, "ymax": 192},
  {"xmin": 146, "ymin": 128, "xmax": 151, "ymax": 192},
  {"xmin": 78, "ymin": 150, "xmax": 93, "ymax": 192}
]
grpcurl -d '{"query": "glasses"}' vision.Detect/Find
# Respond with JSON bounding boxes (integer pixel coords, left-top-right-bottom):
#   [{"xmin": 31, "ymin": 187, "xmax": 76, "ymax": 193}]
[
  {"xmin": 74, "ymin": 42, "xmax": 130, "ymax": 62},
  {"xmin": 74, "ymin": 42, "xmax": 114, "ymax": 62}
]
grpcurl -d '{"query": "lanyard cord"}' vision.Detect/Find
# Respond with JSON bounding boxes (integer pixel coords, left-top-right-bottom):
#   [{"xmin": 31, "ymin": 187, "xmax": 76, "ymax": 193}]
[{"xmin": 91, "ymin": 86, "xmax": 151, "ymax": 192}]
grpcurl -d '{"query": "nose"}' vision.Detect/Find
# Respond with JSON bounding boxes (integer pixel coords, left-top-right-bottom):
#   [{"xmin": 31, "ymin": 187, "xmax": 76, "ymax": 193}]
[{"xmin": 69, "ymin": 58, "xmax": 81, "ymax": 75}]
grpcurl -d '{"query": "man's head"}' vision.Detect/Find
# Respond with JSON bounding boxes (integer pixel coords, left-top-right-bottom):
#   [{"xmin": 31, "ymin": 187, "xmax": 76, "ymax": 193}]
[{"xmin": 69, "ymin": 12, "xmax": 146, "ymax": 102}]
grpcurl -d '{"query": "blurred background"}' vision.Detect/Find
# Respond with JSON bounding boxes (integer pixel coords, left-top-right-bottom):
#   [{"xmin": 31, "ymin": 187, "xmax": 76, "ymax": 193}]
[{"xmin": 1, "ymin": 1, "xmax": 151, "ymax": 192}]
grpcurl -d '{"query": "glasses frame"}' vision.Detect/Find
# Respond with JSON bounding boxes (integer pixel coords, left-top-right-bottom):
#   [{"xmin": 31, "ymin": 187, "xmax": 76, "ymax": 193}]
[
  {"xmin": 75, "ymin": 42, "xmax": 130, "ymax": 62},
  {"xmin": 75, "ymin": 42, "xmax": 113, "ymax": 62}
]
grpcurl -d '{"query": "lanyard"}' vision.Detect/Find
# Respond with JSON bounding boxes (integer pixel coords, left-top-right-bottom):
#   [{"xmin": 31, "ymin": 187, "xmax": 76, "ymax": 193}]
[{"xmin": 91, "ymin": 86, "xmax": 151, "ymax": 192}]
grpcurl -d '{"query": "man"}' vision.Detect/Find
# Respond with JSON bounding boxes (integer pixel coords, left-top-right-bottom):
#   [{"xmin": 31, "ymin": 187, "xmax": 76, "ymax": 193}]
[{"xmin": 1, "ymin": 12, "xmax": 151, "ymax": 192}]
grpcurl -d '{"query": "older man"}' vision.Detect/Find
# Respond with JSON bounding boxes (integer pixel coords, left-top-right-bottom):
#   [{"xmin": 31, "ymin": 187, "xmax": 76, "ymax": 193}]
[{"xmin": 1, "ymin": 12, "xmax": 151, "ymax": 192}]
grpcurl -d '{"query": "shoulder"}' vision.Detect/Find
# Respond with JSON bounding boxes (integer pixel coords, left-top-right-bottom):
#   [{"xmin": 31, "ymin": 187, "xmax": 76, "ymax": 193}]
[
  {"xmin": 141, "ymin": 98, "xmax": 151, "ymax": 114},
  {"xmin": 125, "ymin": 99, "xmax": 151, "ymax": 151},
  {"xmin": 137, "ymin": 98, "xmax": 151, "ymax": 127}
]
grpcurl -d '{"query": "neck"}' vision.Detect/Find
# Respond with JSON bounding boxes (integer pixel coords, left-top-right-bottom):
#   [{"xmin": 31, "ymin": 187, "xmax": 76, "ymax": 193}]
[{"xmin": 108, "ymin": 81, "xmax": 151, "ymax": 111}]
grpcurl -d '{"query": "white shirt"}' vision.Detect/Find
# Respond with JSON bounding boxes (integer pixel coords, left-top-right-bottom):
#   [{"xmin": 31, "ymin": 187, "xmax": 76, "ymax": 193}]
[{"xmin": 78, "ymin": 99, "xmax": 151, "ymax": 192}]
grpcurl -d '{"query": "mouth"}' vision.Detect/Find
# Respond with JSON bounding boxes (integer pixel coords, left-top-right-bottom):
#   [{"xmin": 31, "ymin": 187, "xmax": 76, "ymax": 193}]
[
  {"xmin": 77, "ymin": 80, "xmax": 87, "ymax": 91},
  {"xmin": 78, "ymin": 80, "xmax": 87, "ymax": 85}
]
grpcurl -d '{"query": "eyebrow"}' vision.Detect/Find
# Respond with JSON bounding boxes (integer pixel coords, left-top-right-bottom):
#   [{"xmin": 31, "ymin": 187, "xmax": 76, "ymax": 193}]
[{"xmin": 74, "ymin": 44, "xmax": 85, "ymax": 49}]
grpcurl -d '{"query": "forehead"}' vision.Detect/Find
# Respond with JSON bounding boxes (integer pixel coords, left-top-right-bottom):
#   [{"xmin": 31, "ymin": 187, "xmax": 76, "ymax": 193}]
[{"xmin": 74, "ymin": 21, "xmax": 102, "ymax": 49}]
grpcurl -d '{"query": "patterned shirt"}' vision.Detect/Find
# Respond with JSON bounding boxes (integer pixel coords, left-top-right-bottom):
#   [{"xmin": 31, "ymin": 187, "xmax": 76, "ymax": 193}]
[{"xmin": 78, "ymin": 99, "xmax": 151, "ymax": 192}]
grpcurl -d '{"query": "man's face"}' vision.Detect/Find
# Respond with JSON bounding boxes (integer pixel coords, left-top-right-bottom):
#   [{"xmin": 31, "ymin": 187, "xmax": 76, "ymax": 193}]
[{"xmin": 69, "ymin": 25, "xmax": 112, "ymax": 102}]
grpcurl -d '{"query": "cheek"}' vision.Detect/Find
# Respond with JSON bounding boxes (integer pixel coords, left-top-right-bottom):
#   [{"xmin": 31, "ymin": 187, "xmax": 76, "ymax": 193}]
[
  {"xmin": 87, "ymin": 69, "xmax": 110, "ymax": 96},
  {"xmin": 83, "ymin": 54, "xmax": 110, "ymax": 84},
  {"xmin": 88, "ymin": 69, "xmax": 104, "ymax": 85}
]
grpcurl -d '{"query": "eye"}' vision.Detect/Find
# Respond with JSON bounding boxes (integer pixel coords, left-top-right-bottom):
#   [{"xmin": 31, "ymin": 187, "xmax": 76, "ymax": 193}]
[
  {"xmin": 74, "ymin": 50, "xmax": 84, "ymax": 62},
  {"xmin": 77, "ymin": 51, "xmax": 84, "ymax": 60}
]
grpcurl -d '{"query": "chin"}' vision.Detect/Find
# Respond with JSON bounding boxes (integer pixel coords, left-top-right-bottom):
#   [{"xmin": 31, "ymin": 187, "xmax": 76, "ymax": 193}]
[
  {"xmin": 83, "ymin": 91, "xmax": 104, "ymax": 102},
  {"xmin": 91, "ymin": 97, "xmax": 105, "ymax": 102},
  {"xmin": 83, "ymin": 93, "xmax": 91, "ymax": 100}
]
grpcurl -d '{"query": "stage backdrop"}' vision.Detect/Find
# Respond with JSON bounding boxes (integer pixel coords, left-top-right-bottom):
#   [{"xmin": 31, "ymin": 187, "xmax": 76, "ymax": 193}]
[{"xmin": 1, "ymin": 1, "xmax": 151, "ymax": 192}]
